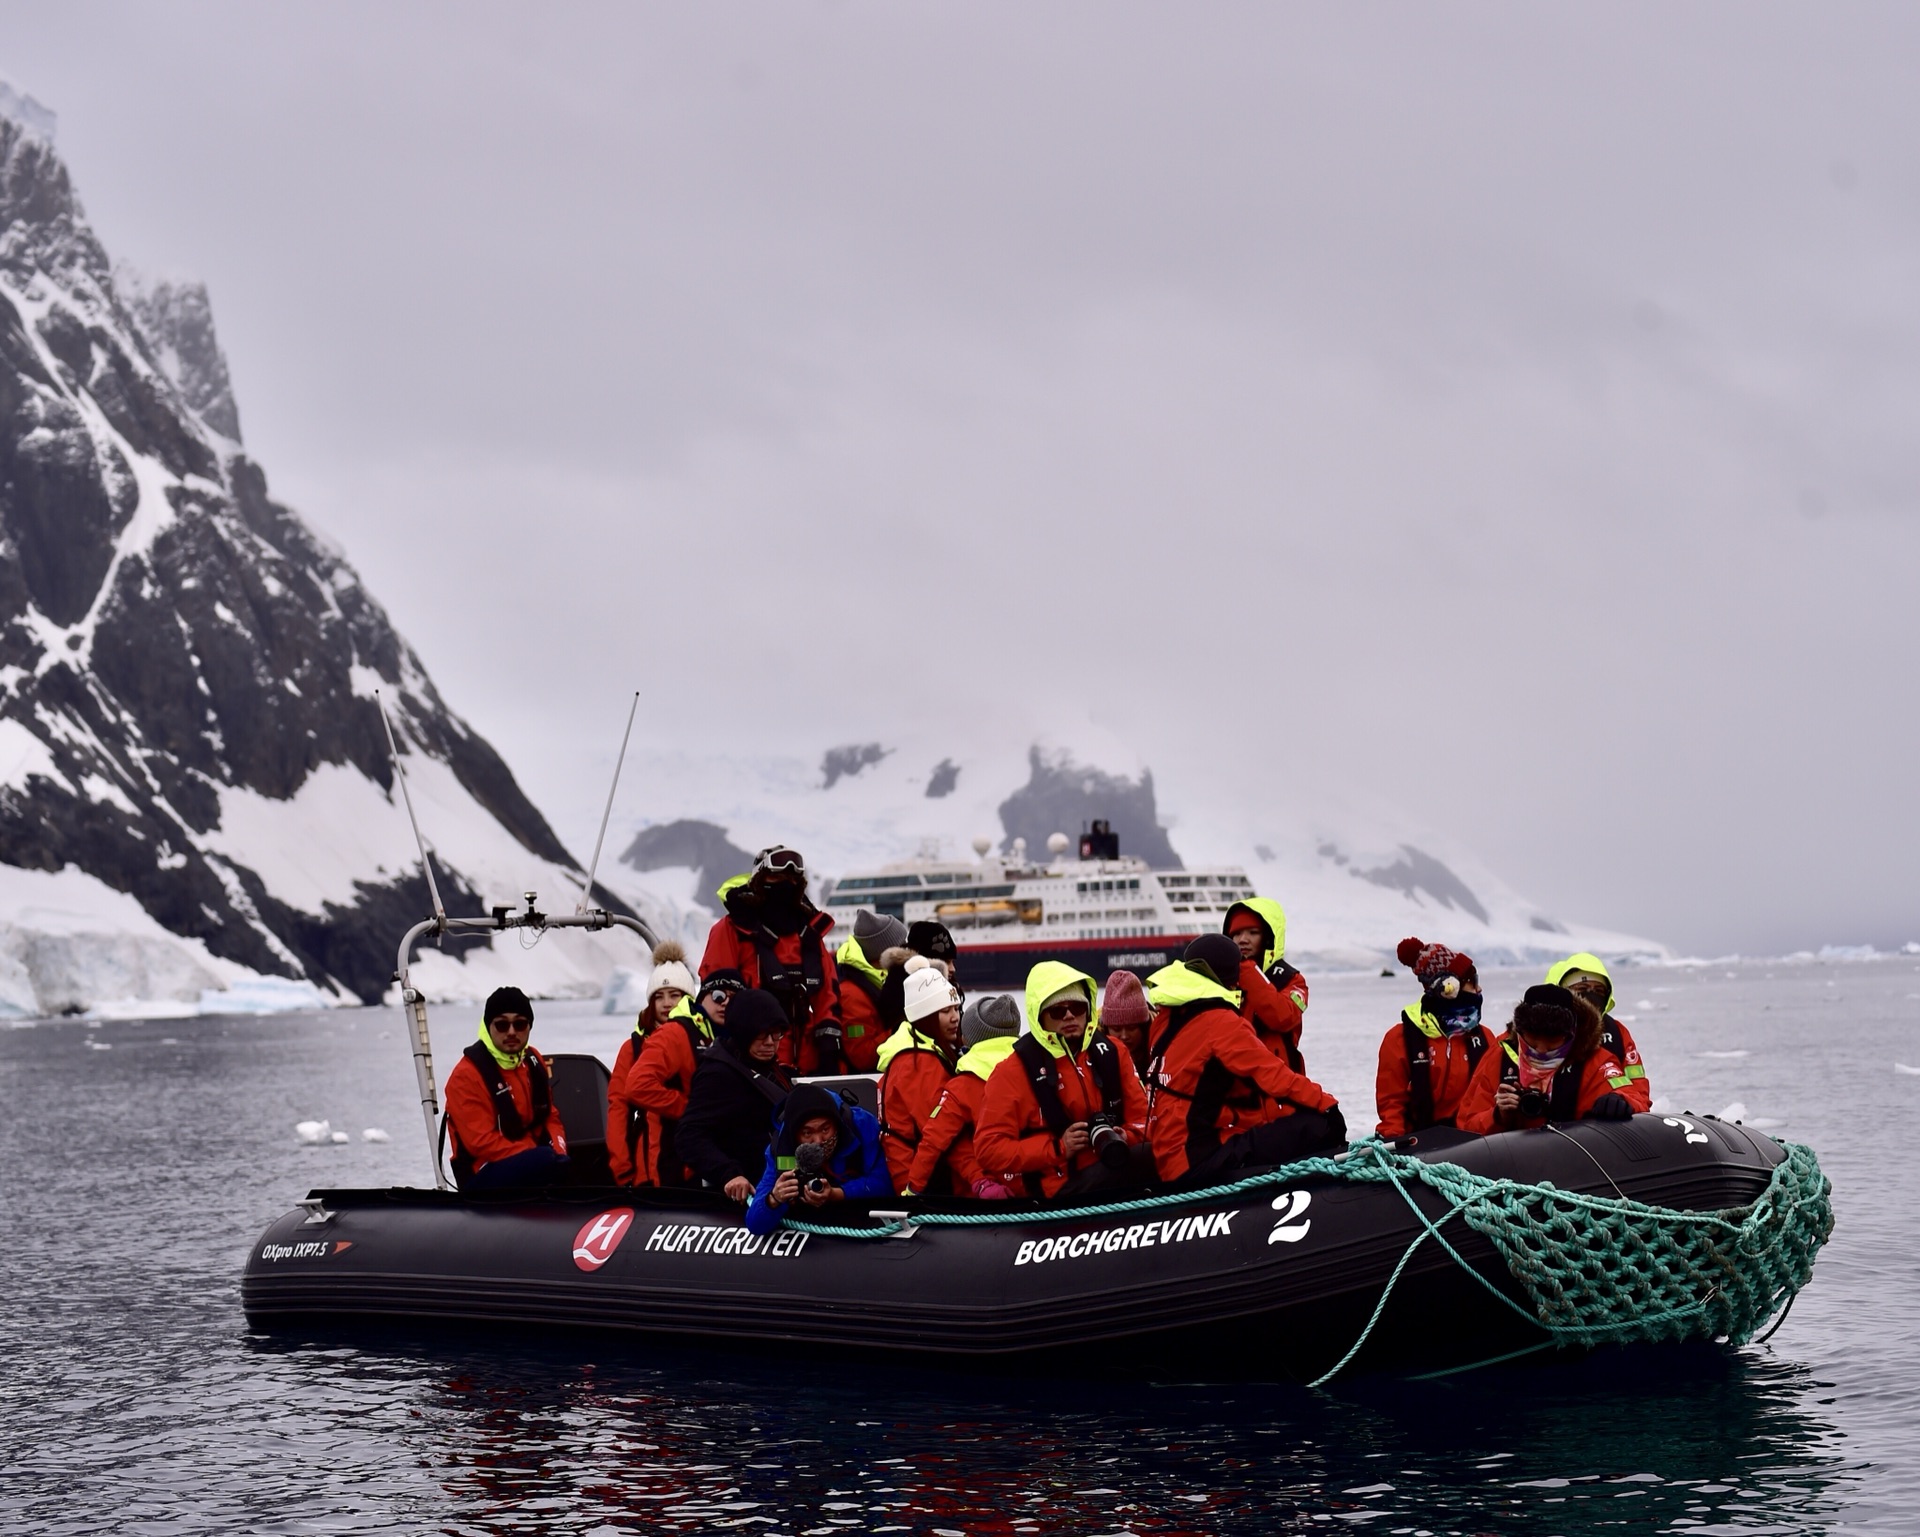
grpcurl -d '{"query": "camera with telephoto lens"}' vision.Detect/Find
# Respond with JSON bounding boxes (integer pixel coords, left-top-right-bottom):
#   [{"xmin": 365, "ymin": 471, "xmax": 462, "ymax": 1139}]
[
  {"xmin": 1086, "ymin": 1114, "xmax": 1131, "ymax": 1171},
  {"xmin": 1516, "ymin": 1085, "xmax": 1551, "ymax": 1118},
  {"xmin": 795, "ymin": 1140, "xmax": 833, "ymax": 1195}
]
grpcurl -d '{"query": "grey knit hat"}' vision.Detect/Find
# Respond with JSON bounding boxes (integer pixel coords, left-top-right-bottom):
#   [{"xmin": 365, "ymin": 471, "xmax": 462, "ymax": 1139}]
[
  {"xmin": 852, "ymin": 908, "xmax": 908, "ymax": 965},
  {"xmin": 961, "ymin": 993, "xmax": 1021, "ymax": 1048}
]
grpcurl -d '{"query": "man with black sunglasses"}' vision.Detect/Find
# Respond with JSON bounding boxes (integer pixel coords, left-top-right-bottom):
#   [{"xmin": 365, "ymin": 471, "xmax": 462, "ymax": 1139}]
[{"xmin": 974, "ymin": 961, "xmax": 1155, "ymax": 1198}]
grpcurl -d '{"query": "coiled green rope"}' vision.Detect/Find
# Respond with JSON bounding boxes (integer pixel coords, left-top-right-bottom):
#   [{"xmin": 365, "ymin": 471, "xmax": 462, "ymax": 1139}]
[{"xmin": 783, "ymin": 1135, "xmax": 1835, "ymax": 1382}]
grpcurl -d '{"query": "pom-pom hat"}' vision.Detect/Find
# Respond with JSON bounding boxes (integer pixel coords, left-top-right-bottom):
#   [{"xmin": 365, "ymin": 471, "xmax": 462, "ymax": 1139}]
[{"xmin": 1397, "ymin": 937, "xmax": 1478, "ymax": 997}]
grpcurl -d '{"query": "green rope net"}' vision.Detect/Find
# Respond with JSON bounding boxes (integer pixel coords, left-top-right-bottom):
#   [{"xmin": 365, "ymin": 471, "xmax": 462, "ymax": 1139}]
[{"xmin": 783, "ymin": 1135, "xmax": 1835, "ymax": 1382}]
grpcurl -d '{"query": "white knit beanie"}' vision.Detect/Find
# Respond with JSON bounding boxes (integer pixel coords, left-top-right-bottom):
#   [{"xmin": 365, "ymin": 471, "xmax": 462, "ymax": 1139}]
[
  {"xmin": 903, "ymin": 964, "xmax": 961, "ymax": 1024},
  {"xmin": 647, "ymin": 960, "xmax": 698, "ymax": 1002}
]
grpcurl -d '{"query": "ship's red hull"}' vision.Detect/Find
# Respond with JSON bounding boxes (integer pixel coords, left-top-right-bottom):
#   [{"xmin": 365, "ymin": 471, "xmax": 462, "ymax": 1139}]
[{"xmin": 948, "ymin": 934, "xmax": 1193, "ymax": 990}]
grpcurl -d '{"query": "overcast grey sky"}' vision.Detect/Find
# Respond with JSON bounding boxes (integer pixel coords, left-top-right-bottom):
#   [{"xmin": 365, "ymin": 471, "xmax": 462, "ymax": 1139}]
[{"xmin": 5, "ymin": 2, "xmax": 1917, "ymax": 955}]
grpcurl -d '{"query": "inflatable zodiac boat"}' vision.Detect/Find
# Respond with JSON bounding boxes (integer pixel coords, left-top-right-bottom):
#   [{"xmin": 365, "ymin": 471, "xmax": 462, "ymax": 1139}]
[{"xmin": 241, "ymin": 902, "xmax": 1832, "ymax": 1381}]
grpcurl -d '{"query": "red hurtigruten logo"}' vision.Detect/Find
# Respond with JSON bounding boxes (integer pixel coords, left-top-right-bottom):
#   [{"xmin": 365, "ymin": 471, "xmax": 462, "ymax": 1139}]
[{"xmin": 573, "ymin": 1208, "xmax": 636, "ymax": 1271}]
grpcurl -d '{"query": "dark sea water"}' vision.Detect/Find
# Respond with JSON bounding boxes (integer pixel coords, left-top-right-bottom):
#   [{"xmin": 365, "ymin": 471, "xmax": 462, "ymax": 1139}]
[{"xmin": 3, "ymin": 957, "xmax": 1915, "ymax": 1535}]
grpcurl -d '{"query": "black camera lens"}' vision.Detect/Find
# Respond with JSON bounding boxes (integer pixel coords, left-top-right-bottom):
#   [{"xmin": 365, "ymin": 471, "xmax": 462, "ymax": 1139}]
[{"xmin": 1517, "ymin": 1086, "xmax": 1550, "ymax": 1117}]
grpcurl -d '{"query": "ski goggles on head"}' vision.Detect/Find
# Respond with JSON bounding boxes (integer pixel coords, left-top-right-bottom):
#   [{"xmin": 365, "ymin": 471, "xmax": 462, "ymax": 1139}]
[{"xmin": 754, "ymin": 846, "xmax": 806, "ymax": 879}]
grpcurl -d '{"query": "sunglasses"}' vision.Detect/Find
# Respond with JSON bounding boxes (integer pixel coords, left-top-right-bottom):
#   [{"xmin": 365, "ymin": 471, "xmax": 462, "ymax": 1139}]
[{"xmin": 1041, "ymin": 1000, "xmax": 1090, "ymax": 1024}]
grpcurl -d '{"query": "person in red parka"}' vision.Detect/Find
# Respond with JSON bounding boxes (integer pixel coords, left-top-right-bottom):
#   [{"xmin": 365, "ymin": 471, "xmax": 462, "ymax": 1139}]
[
  {"xmin": 1456, "ymin": 984, "xmax": 1640, "ymax": 1133},
  {"xmin": 1223, "ymin": 898, "xmax": 1310, "ymax": 1070},
  {"xmin": 1374, "ymin": 936, "xmax": 1493, "ymax": 1142},
  {"xmin": 619, "ymin": 969, "xmax": 743, "ymax": 1186},
  {"xmin": 904, "ymin": 994, "xmax": 1023, "ymax": 1197},
  {"xmin": 832, "ymin": 910, "xmax": 909, "ymax": 1073},
  {"xmin": 443, "ymin": 986, "xmax": 569, "ymax": 1190},
  {"xmin": 974, "ymin": 960, "xmax": 1154, "ymax": 1199},
  {"xmin": 700, "ymin": 846, "xmax": 844, "ymax": 1074},
  {"xmin": 875, "ymin": 959, "xmax": 963, "ymax": 1191},
  {"xmin": 1145, "ymin": 935, "xmax": 1344, "ymax": 1185},
  {"xmin": 606, "ymin": 941, "xmax": 698, "ymax": 1184}
]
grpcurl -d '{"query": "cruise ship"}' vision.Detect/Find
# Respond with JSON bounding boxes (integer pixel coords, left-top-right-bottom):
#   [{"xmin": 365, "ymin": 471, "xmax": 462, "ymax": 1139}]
[{"xmin": 819, "ymin": 821, "xmax": 1259, "ymax": 989}]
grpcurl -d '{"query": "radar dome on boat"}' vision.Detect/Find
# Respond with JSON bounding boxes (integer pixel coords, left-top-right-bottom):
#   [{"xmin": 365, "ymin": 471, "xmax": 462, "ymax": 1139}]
[
  {"xmin": 971, "ymin": 836, "xmax": 992, "ymax": 857},
  {"xmin": 1047, "ymin": 832, "xmax": 1070, "ymax": 856}
]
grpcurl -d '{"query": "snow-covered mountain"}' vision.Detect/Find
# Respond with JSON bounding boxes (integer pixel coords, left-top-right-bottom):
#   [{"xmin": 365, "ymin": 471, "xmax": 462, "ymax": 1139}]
[
  {"xmin": 598, "ymin": 723, "xmax": 1667, "ymax": 976},
  {"xmin": 0, "ymin": 100, "xmax": 654, "ymax": 1016}
]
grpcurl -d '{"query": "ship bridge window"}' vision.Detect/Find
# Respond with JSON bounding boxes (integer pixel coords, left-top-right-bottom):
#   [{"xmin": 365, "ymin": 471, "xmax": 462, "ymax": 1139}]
[
  {"xmin": 1161, "ymin": 876, "xmax": 1192, "ymax": 888},
  {"xmin": 834, "ymin": 876, "xmax": 925, "ymax": 892}
]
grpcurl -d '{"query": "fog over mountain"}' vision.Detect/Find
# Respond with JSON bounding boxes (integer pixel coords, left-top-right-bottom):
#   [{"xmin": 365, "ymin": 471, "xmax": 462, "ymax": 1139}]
[{"xmin": 3, "ymin": 4, "xmax": 1918, "ymax": 963}]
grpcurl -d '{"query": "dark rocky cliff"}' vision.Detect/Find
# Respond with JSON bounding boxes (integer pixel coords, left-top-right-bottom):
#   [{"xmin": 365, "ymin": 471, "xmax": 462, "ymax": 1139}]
[{"xmin": 0, "ymin": 112, "xmax": 593, "ymax": 1003}]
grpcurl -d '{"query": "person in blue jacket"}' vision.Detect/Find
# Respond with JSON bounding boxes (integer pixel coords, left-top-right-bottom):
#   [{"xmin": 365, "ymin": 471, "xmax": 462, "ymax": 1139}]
[{"xmin": 744, "ymin": 1083, "xmax": 892, "ymax": 1235}]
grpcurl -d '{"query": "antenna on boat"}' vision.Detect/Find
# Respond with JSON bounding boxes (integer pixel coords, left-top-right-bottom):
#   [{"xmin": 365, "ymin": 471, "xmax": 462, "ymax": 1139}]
[
  {"xmin": 377, "ymin": 690, "xmax": 446, "ymax": 925},
  {"xmin": 576, "ymin": 690, "xmax": 639, "ymax": 913}
]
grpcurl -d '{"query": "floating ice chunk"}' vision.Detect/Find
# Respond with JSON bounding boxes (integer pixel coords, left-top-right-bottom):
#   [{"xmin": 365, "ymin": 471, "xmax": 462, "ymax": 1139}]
[
  {"xmin": 1716, "ymin": 1101, "xmax": 1749, "ymax": 1122},
  {"xmin": 329, "ymin": 1130, "xmax": 349, "ymax": 1144},
  {"xmin": 1635, "ymin": 999, "xmax": 1655, "ymax": 1010},
  {"xmin": 361, "ymin": 1127, "xmax": 390, "ymax": 1143},
  {"xmin": 87, "ymin": 1040, "xmax": 111, "ymax": 1050},
  {"xmin": 1697, "ymin": 1050, "xmax": 1750, "ymax": 1059},
  {"xmin": 1895, "ymin": 1063, "xmax": 1920, "ymax": 1076},
  {"xmin": 1649, "ymin": 1095, "xmax": 1675, "ymax": 1116},
  {"xmin": 294, "ymin": 1119, "xmax": 333, "ymax": 1144}
]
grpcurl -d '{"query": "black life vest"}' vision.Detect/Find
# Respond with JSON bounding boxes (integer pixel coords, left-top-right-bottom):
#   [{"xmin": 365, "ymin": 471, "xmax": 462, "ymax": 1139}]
[
  {"xmin": 1264, "ymin": 959, "xmax": 1308, "ymax": 1072},
  {"xmin": 1497, "ymin": 1019, "xmax": 1627, "ymax": 1122},
  {"xmin": 1011, "ymin": 1031, "xmax": 1125, "ymax": 1195},
  {"xmin": 1402, "ymin": 1014, "xmax": 1491, "ymax": 1131},
  {"xmin": 750, "ymin": 922, "xmax": 827, "ymax": 1020},
  {"xmin": 645, "ymin": 1011, "xmax": 716, "ymax": 1185},
  {"xmin": 1149, "ymin": 1000, "xmax": 1284, "ymax": 1160},
  {"xmin": 448, "ymin": 1040, "xmax": 553, "ymax": 1185},
  {"xmin": 620, "ymin": 1026, "xmax": 652, "ymax": 1181}
]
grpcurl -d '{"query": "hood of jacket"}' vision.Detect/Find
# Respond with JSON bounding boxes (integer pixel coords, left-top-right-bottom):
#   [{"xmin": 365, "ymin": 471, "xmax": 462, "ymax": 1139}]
[
  {"xmin": 476, "ymin": 1019, "xmax": 528, "ymax": 1070},
  {"xmin": 718, "ymin": 872, "xmax": 829, "ymax": 938},
  {"xmin": 670, "ymin": 995, "xmax": 715, "ymax": 1046},
  {"xmin": 1144, "ymin": 960, "xmax": 1244, "ymax": 1013},
  {"xmin": 955, "ymin": 1034, "xmax": 1018, "ymax": 1080},
  {"xmin": 772, "ymin": 1083, "xmax": 854, "ymax": 1159},
  {"xmin": 1545, "ymin": 952, "xmax": 1615, "ymax": 1012},
  {"xmin": 1401, "ymin": 1001, "xmax": 1443, "ymax": 1040},
  {"xmin": 1022, "ymin": 960, "xmax": 1100, "ymax": 1057},
  {"xmin": 1223, "ymin": 896, "xmax": 1288, "ymax": 972},
  {"xmin": 834, "ymin": 935, "xmax": 888, "ymax": 990},
  {"xmin": 874, "ymin": 1017, "xmax": 955, "ymax": 1071},
  {"xmin": 1506, "ymin": 991, "xmax": 1606, "ymax": 1063}
]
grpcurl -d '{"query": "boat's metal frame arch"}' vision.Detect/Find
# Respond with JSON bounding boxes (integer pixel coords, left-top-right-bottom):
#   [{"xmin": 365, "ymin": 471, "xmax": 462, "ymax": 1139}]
[{"xmin": 395, "ymin": 901, "xmax": 659, "ymax": 1190}]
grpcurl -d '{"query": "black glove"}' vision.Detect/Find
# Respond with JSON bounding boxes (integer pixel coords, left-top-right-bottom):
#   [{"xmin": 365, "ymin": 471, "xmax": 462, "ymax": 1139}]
[
  {"xmin": 1588, "ymin": 1092, "xmax": 1634, "ymax": 1122},
  {"xmin": 1323, "ymin": 1104, "xmax": 1348, "ymax": 1146},
  {"xmin": 810, "ymin": 1027, "xmax": 844, "ymax": 1076}
]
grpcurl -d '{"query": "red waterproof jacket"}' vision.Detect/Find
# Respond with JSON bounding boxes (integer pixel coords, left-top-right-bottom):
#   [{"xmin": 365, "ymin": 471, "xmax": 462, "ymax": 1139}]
[
  {"xmin": 618, "ymin": 1002, "xmax": 714, "ymax": 1186},
  {"xmin": 1237, "ymin": 960, "xmax": 1308, "ymax": 1068},
  {"xmin": 445, "ymin": 1041, "xmax": 568, "ymax": 1175},
  {"xmin": 605, "ymin": 1026, "xmax": 650, "ymax": 1184},
  {"xmin": 973, "ymin": 963, "xmax": 1150, "ymax": 1197},
  {"xmin": 1145, "ymin": 964, "xmax": 1337, "ymax": 1182},
  {"xmin": 832, "ymin": 938, "xmax": 890, "ymax": 1074},
  {"xmin": 700, "ymin": 908, "xmax": 841, "ymax": 1073},
  {"xmin": 875, "ymin": 1022, "xmax": 957, "ymax": 1192},
  {"xmin": 903, "ymin": 1037, "xmax": 1017, "ymax": 1195},
  {"xmin": 1374, "ymin": 1004, "xmax": 1492, "ymax": 1140},
  {"xmin": 1456, "ymin": 1017, "xmax": 1649, "ymax": 1133}
]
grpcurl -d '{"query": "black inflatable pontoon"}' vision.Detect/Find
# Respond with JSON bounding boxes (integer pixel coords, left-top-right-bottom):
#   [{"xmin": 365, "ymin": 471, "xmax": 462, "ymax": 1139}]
[
  {"xmin": 243, "ymin": 1111, "xmax": 1787, "ymax": 1380},
  {"xmin": 244, "ymin": 899, "xmax": 1812, "ymax": 1380}
]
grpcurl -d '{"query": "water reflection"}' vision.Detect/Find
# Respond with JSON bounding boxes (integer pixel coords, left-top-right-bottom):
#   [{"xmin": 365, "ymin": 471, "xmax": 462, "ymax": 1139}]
[{"xmin": 236, "ymin": 1330, "xmax": 1854, "ymax": 1535}]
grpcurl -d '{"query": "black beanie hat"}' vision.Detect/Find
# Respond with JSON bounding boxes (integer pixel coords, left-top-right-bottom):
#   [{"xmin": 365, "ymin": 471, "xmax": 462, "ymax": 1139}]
[
  {"xmin": 699, "ymin": 967, "xmax": 746, "ymax": 1002},
  {"xmin": 724, "ymin": 987, "xmax": 789, "ymax": 1050},
  {"xmin": 773, "ymin": 1083, "xmax": 852, "ymax": 1157},
  {"xmin": 1513, "ymin": 983, "xmax": 1578, "ymax": 1039},
  {"xmin": 483, "ymin": 985, "xmax": 534, "ymax": 1023},
  {"xmin": 906, "ymin": 919, "xmax": 958, "ymax": 963},
  {"xmin": 1182, "ymin": 933, "xmax": 1244, "ymax": 991}
]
